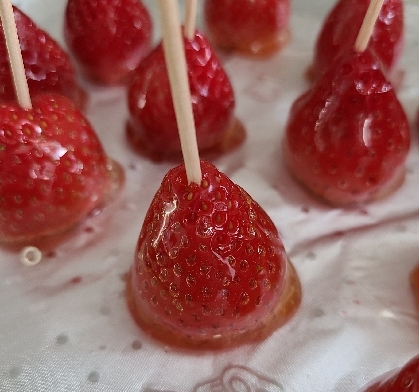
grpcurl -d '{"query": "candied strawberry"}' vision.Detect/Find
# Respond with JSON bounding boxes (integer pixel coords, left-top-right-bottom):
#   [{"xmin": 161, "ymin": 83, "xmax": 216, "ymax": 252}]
[
  {"xmin": 126, "ymin": 160, "xmax": 301, "ymax": 349},
  {"xmin": 309, "ymin": 0, "xmax": 404, "ymax": 82},
  {"xmin": 283, "ymin": 50, "xmax": 410, "ymax": 205},
  {"xmin": 204, "ymin": 0, "xmax": 290, "ymax": 56},
  {"xmin": 363, "ymin": 354, "xmax": 419, "ymax": 391},
  {"xmin": 0, "ymin": 94, "xmax": 123, "ymax": 244},
  {"xmin": 127, "ymin": 29, "xmax": 237, "ymax": 160},
  {"xmin": 0, "ymin": 6, "xmax": 83, "ymax": 106},
  {"xmin": 64, "ymin": 0, "xmax": 152, "ymax": 85}
]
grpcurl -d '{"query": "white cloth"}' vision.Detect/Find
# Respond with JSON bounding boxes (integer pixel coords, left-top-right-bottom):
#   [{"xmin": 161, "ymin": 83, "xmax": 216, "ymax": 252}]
[{"xmin": 1, "ymin": 0, "xmax": 419, "ymax": 391}]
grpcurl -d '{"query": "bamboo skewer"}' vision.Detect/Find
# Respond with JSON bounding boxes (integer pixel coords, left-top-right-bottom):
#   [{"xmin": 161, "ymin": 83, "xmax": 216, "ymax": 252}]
[
  {"xmin": 184, "ymin": 0, "xmax": 197, "ymax": 39},
  {"xmin": 0, "ymin": 0, "xmax": 41, "ymax": 265},
  {"xmin": 157, "ymin": 0, "xmax": 202, "ymax": 184},
  {"xmin": 354, "ymin": 0, "xmax": 385, "ymax": 52},
  {"xmin": 0, "ymin": 0, "xmax": 31, "ymax": 109}
]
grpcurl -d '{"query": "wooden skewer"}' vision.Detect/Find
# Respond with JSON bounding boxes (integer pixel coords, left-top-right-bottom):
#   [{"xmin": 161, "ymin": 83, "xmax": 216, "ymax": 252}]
[
  {"xmin": 184, "ymin": 0, "xmax": 197, "ymax": 39},
  {"xmin": 157, "ymin": 0, "xmax": 202, "ymax": 184},
  {"xmin": 354, "ymin": 0, "xmax": 385, "ymax": 53},
  {"xmin": 0, "ymin": 0, "xmax": 31, "ymax": 109}
]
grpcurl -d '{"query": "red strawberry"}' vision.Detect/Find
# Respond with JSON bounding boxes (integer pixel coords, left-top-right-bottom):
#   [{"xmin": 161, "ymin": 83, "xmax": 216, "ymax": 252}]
[
  {"xmin": 363, "ymin": 354, "xmax": 419, "ymax": 391},
  {"xmin": 126, "ymin": 160, "xmax": 301, "ymax": 349},
  {"xmin": 127, "ymin": 29, "xmax": 240, "ymax": 160},
  {"xmin": 204, "ymin": 0, "xmax": 290, "ymax": 56},
  {"xmin": 309, "ymin": 0, "xmax": 404, "ymax": 82},
  {"xmin": 0, "ymin": 94, "xmax": 123, "ymax": 244},
  {"xmin": 283, "ymin": 50, "xmax": 410, "ymax": 205},
  {"xmin": 64, "ymin": 0, "xmax": 152, "ymax": 85},
  {"xmin": 0, "ymin": 6, "xmax": 84, "ymax": 107}
]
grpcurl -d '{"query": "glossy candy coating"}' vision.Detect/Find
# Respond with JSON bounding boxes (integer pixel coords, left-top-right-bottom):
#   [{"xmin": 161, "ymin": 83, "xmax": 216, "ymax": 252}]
[
  {"xmin": 0, "ymin": 6, "xmax": 83, "ymax": 106},
  {"xmin": 127, "ymin": 160, "xmax": 301, "ymax": 349},
  {"xmin": 127, "ymin": 30, "xmax": 236, "ymax": 159},
  {"xmin": 309, "ymin": 0, "xmax": 404, "ymax": 82},
  {"xmin": 204, "ymin": 0, "xmax": 291, "ymax": 56},
  {"xmin": 0, "ymin": 94, "xmax": 122, "ymax": 244},
  {"xmin": 284, "ymin": 50, "xmax": 410, "ymax": 205},
  {"xmin": 64, "ymin": 0, "xmax": 152, "ymax": 85},
  {"xmin": 363, "ymin": 354, "xmax": 419, "ymax": 391}
]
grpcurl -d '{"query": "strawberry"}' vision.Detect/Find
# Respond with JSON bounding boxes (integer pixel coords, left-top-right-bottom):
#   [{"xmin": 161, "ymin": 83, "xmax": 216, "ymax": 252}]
[
  {"xmin": 0, "ymin": 94, "xmax": 123, "ymax": 244},
  {"xmin": 127, "ymin": 29, "xmax": 238, "ymax": 160},
  {"xmin": 363, "ymin": 354, "xmax": 419, "ymax": 391},
  {"xmin": 0, "ymin": 6, "xmax": 83, "ymax": 107},
  {"xmin": 309, "ymin": 0, "xmax": 404, "ymax": 82},
  {"xmin": 64, "ymin": 0, "xmax": 152, "ymax": 85},
  {"xmin": 126, "ymin": 160, "xmax": 301, "ymax": 349},
  {"xmin": 283, "ymin": 50, "xmax": 410, "ymax": 205},
  {"xmin": 204, "ymin": 0, "xmax": 290, "ymax": 56}
]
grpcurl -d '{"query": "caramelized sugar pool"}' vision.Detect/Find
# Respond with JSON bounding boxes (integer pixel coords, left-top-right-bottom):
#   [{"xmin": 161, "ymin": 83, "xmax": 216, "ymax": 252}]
[
  {"xmin": 126, "ymin": 117, "xmax": 246, "ymax": 162},
  {"xmin": 126, "ymin": 257, "xmax": 301, "ymax": 350},
  {"xmin": 207, "ymin": 29, "xmax": 290, "ymax": 58}
]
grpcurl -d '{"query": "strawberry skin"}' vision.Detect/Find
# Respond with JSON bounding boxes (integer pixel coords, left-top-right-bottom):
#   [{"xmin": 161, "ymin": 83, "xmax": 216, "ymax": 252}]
[
  {"xmin": 0, "ymin": 94, "xmax": 115, "ymax": 244},
  {"xmin": 310, "ymin": 0, "xmax": 404, "ymax": 81},
  {"xmin": 283, "ymin": 50, "xmax": 410, "ymax": 205},
  {"xmin": 364, "ymin": 354, "xmax": 419, "ymax": 391},
  {"xmin": 204, "ymin": 0, "xmax": 290, "ymax": 56},
  {"xmin": 64, "ymin": 0, "xmax": 152, "ymax": 85},
  {"xmin": 127, "ymin": 160, "xmax": 301, "ymax": 348},
  {"xmin": 0, "ymin": 7, "xmax": 82, "ymax": 106},
  {"xmin": 127, "ymin": 29, "xmax": 235, "ymax": 158}
]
